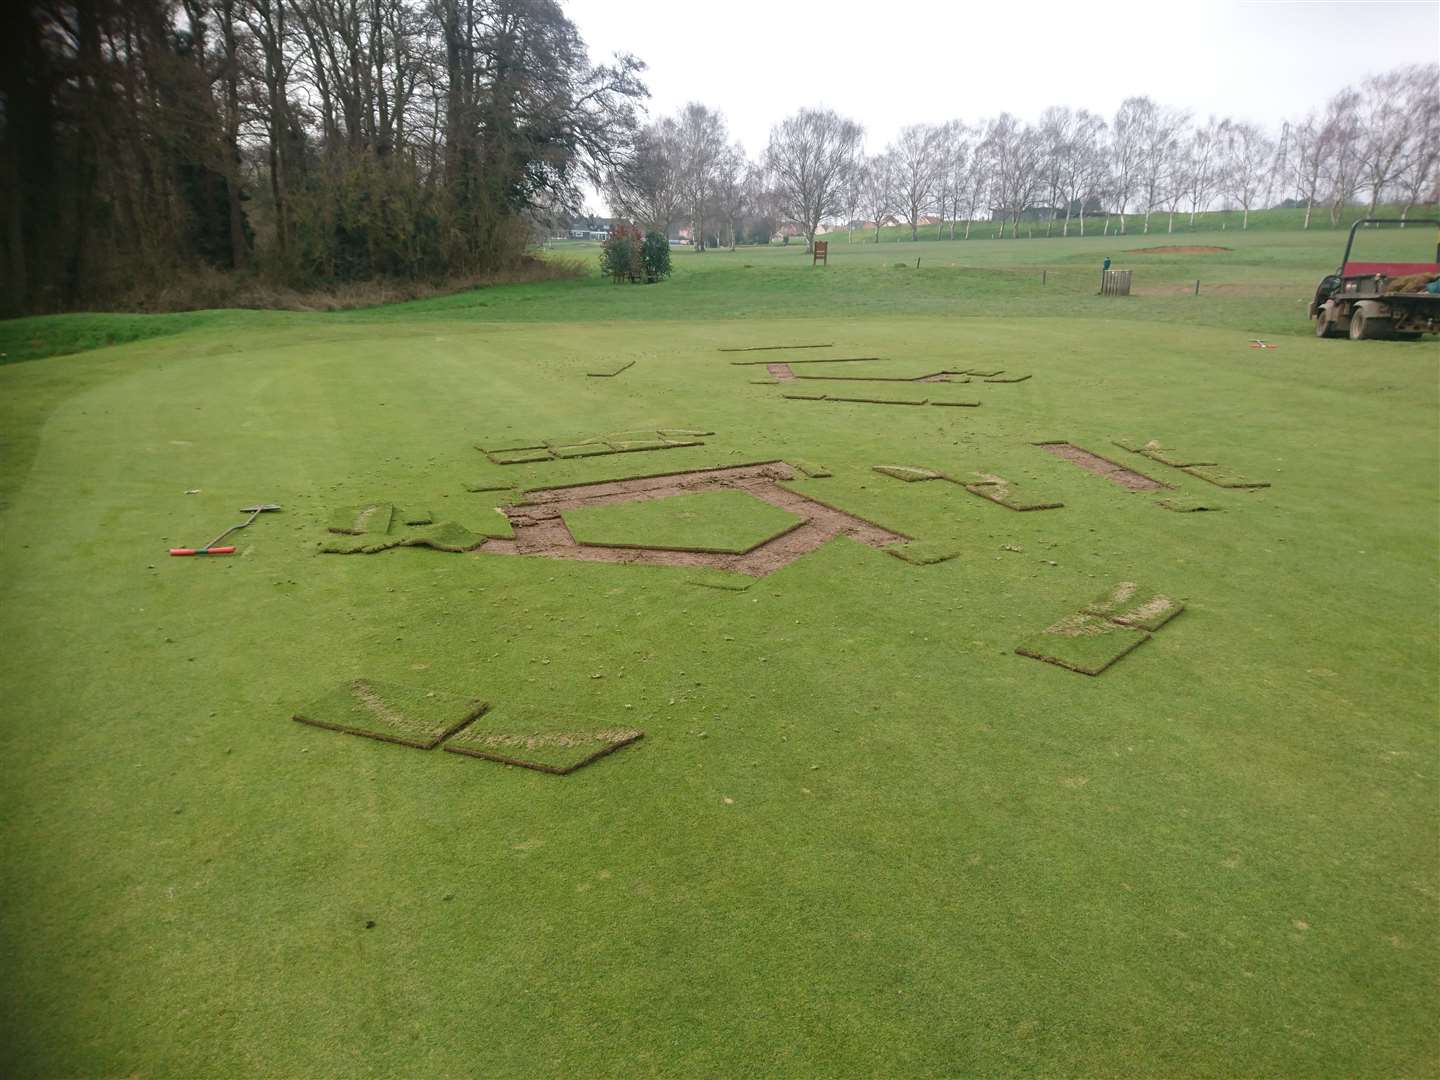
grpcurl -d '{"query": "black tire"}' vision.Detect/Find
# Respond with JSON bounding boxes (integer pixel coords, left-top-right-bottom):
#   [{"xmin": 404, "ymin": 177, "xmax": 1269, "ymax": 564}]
[
  {"xmin": 1349, "ymin": 310, "xmax": 1368, "ymax": 340},
  {"xmin": 1315, "ymin": 313, "xmax": 1336, "ymax": 338},
  {"xmin": 1394, "ymin": 331, "xmax": 1422, "ymax": 342}
]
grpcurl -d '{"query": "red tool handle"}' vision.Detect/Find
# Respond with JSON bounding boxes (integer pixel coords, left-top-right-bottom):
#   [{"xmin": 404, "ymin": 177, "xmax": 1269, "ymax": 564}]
[{"xmin": 168, "ymin": 546, "xmax": 236, "ymax": 556}]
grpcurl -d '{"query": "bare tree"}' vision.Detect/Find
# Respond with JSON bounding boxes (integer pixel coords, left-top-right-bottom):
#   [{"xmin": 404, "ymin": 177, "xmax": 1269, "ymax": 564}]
[
  {"xmin": 982, "ymin": 114, "xmax": 1044, "ymax": 239},
  {"xmin": 1138, "ymin": 105, "xmax": 1189, "ymax": 234},
  {"xmin": 764, "ymin": 107, "xmax": 864, "ymax": 252},
  {"xmin": 1355, "ymin": 67, "xmax": 1421, "ymax": 214},
  {"xmin": 1109, "ymin": 96, "xmax": 1154, "ymax": 234},
  {"xmin": 857, "ymin": 154, "xmax": 897, "ymax": 243},
  {"xmin": 935, "ymin": 122, "xmax": 971, "ymax": 239},
  {"xmin": 1219, "ymin": 120, "xmax": 1274, "ymax": 230},
  {"xmin": 1185, "ymin": 117, "xmax": 1224, "ymax": 225},
  {"xmin": 607, "ymin": 117, "xmax": 683, "ymax": 233},
  {"xmin": 1395, "ymin": 65, "xmax": 1440, "ymax": 221},
  {"xmin": 677, "ymin": 102, "xmax": 727, "ymax": 251},
  {"xmin": 1044, "ymin": 108, "xmax": 1105, "ymax": 237},
  {"xmin": 1289, "ymin": 115, "xmax": 1327, "ymax": 229},
  {"xmin": 891, "ymin": 123, "xmax": 945, "ymax": 240},
  {"xmin": 1320, "ymin": 88, "xmax": 1363, "ymax": 226},
  {"xmin": 715, "ymin": 143, "xmax": 748, "ymax": 250}
]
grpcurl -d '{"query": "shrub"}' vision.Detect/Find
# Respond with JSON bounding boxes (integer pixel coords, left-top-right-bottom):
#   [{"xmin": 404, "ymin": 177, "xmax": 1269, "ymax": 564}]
[
  {"xmin": 641, "ymin": 231, "xmax": 672, "ymax": 281},
  {"xmin": 600, "ymin": 224, "xmax": 645, "ymax": 282},
  {"xmin": 601, "ymin": 225, "xmax": 672, "ymax": 284}
]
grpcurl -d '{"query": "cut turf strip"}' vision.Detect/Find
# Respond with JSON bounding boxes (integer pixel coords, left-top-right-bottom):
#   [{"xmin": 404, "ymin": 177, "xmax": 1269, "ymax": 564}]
[
  {"xmin": 885, "ymin": 540, "xmax": 963, "ymax": 565},
  {"xmin": 1180, "ymin": 464, "xmax": 1271, "ymax": 489},
  {"xmin": 321, "ymin": 521, "xmax": 487, "ymax": 554},
  {"xmin": 767, "ymin": 363, "xmax": 796, "ymax": 380},
  {"xmin": 729, "ymin": 356, "xmax": 884, "ymax": 366},
  {"xmin": 1036, "ymin": 442, "xmax": 1169, "ymax": 491},
  {"xmin": 793, "ymin": 460, "xmax": 832, "ymax": 478},
  {"xmin": 1016, "ymin": 614, "xmax": 1150, "ymax": 676},
  {"xmin": 873, "ymin": 465, "xmax": 942, "ymax": 482},
  {"xmin": 929, "ymin": 400, "xmax": 981, "ymax": 408},
  {"xmin": 984, "ymin": 374, "xmax": 1032, "ymax": 383},
  {"xmin": 1080, "ymin": 581, "xmax": 1184, "ymax": 631},
  {"xmin": 1156, "ymin": 496, "xmax": 1221, "ymax": 512},
  {"xmin": 479, "ymin": 428, "xmax": 711, "ymax": 465},
  {"xmin": 442, "ymin": 727, "xmax": 643, "ymax": 774},
  {"xmin": 328, "ymin": 503, "xmax": 394, "ymax": 535},
  {"xmin": 292, "ymin": 679, "xmax": 488, "ymax": 749},
  {"xmin": 718, "ymin": 343, "xmax": 834, "ymax": 352},
  {"xmin": 962, "ymin": 474, "xmax": 1064, "ymax": 511},
  {"xmin": 586, "ymin": 360, "xmax": 635, "ymax": 378}
]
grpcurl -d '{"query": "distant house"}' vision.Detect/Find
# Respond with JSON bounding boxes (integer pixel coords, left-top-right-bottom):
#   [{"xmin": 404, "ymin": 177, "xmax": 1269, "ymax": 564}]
[{"xmin": 917, "ymin": 215, "xmax": 943, "ymax": 226}]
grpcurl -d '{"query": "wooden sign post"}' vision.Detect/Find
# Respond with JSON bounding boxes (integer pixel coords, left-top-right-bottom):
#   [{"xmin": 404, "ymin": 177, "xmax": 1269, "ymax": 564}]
[{"xmin": 812, "ymin": 240, "xmax": 828, "ymax": 267}]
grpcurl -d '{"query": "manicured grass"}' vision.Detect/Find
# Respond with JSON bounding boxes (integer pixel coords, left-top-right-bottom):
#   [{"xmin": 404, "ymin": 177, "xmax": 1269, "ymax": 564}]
[
  {"xmin": 0, "ymin": 229, "xmax": 1437, "ymax": 1079},
  {"xmin": 562, "ymin": 489, "xmax": 804, "ymax": 553}
]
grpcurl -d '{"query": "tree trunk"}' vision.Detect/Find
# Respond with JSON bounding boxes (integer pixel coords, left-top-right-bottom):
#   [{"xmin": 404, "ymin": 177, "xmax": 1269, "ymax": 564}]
[{"xmin": 1303, "ymin": 199, "xmax": 1313, "ymax": 228}]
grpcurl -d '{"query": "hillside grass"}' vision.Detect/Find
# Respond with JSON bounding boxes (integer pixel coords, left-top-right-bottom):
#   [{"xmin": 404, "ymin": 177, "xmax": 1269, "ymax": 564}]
[{"xmin": 0, "ymin": 227, "xmax": 1436, "ymax": 1079}]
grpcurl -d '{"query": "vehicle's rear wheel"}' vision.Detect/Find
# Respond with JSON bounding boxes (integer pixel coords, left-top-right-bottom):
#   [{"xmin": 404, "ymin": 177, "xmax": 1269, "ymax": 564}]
[{"xmin": 1349, "ymin": 310, "xmax": 1368, "ymax": 340}]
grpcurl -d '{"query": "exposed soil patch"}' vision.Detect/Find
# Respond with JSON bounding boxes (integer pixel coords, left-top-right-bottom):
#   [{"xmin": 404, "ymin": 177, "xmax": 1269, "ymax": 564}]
[
  {"xmin": 1125, "ymin": 245, "xmax": 1230, "ymax": 254},
  {"xmin": 767, "ymin": 363, "xmax": 796, "ymax": 380},
  {"xmin": 490, "ymin": 461, "xmax": 906, "ymax": 577},
  {"xmin": 1036, "ymin": 442, "xmax": 1169, "ymax": 491}
]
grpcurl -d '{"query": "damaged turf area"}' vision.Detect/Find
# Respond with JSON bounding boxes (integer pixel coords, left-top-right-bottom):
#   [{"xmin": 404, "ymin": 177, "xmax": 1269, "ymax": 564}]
[{"xmin": 3, "ymin": 235, "xmax": 1437, "ymax": 1080}]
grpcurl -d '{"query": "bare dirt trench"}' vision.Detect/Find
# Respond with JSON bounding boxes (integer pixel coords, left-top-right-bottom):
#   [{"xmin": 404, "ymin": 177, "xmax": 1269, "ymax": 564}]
[{"xmin": 484, "ymin": 461, "xmax": 906, "ymax": 576}]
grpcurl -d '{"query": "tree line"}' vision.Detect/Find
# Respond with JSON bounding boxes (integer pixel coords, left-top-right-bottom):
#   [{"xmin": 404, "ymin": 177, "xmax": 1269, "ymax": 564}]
[
  {"xmin": 2, "ymin": 2, "xmax": 1434, "ymax": 319},
  {"xmin": 1, "ymin": 0, "xmax": 645, "ymax": 314},
  {"xmin": 606, "ymin": 63, "xmax": 1438, "ymax": 251}
]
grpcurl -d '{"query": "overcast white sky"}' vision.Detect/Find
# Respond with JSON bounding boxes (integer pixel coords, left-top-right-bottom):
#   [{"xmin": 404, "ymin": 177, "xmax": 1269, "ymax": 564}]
[{"xmin": 567, "ymin": 0, "xmax": 1439, "ymax": 213}]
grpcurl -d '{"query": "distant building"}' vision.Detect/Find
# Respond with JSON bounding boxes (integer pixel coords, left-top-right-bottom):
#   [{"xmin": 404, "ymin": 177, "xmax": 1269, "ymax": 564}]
[{"xmin": 563, "ymin": 215, "xmax": 614, "ymax": 240}]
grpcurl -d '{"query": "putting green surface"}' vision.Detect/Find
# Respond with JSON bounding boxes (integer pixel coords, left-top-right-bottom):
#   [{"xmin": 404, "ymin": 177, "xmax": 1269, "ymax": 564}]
[{"xmin": 1, "ymin": 233, "xmax": 1437, "ymax": 1079}]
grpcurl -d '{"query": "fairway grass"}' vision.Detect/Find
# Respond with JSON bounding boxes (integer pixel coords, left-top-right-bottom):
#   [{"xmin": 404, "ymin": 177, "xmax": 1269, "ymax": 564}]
[{"xmin": 1, "ymin": 233, "xmax": 1437, "ymax": 1079}]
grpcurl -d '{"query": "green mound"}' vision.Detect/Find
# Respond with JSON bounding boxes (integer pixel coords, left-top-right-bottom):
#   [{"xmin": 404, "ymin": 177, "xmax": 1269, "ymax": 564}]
[
  {"xmin": 292, "ymin": 679, "xmax": 488, "ymax": 749},
  {"xmin": 563, "ymin": 490, "xmax": 804, "ymax": 554}
]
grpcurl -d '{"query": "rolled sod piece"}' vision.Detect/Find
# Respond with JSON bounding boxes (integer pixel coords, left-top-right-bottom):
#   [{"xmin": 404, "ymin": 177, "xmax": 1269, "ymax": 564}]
[
  {"xmin": 1016, "ymin": 613, "xmax": 1150, "ymax": 675},
  {"xmin": 1081, "ymin": 582, "xmax": 1184, "ymax": 631}
]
